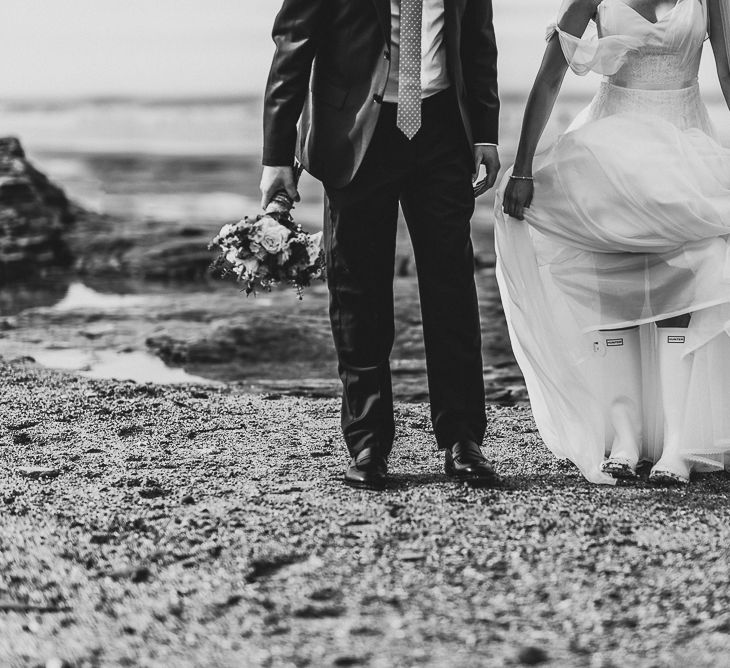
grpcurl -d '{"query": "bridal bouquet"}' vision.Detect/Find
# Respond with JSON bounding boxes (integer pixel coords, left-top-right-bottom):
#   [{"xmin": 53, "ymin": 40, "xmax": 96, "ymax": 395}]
[{"xmin": 209, "ymin": 189, "xmax": 325, "ymax": 298}]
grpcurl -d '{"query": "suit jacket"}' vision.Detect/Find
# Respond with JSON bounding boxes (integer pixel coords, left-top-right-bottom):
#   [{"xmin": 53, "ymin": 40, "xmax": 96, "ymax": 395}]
[{"xmin": 262, "ymin": 0, "xmax": 499, "ymax": 189}]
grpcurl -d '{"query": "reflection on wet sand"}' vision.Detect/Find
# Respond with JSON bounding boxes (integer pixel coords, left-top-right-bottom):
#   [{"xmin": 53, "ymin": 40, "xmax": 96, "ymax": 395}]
[
  {"xmin": 52, "ymin": 282, "xmax": 152, "ymax": 311},
  {"xmin": 31, "ymin": 347, "xmax": 217, "ymax": 385},
  {"xmin": 0, "ymin": 274, "xmax": 72, "ymax": 317}
]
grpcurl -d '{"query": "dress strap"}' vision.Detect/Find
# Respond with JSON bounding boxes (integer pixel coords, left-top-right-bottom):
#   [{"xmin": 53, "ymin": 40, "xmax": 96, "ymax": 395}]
[{"xmin": 546, "ymin": 19, "xmax": 643, "ymax": 76}]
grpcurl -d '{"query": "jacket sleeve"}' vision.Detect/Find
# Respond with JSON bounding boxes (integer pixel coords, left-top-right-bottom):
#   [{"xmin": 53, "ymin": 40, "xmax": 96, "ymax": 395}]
[
  {"xmin": 262, "ymin": 0, "xmax": 326, "ymax": 166},
  {"xmin": 461, "ymin": 0, "xmax": 500, "ymax": 144}
]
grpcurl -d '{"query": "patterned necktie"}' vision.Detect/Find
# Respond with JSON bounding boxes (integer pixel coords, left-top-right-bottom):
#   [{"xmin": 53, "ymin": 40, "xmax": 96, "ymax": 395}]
[{"xmin": 396, "ymin": 0, "xmax": 422, "ymax": 140}]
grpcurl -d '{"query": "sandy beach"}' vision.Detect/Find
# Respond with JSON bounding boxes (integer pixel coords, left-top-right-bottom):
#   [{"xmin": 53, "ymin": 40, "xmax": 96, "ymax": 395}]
[{"xmin": 1, "ymin": 357, "xmax": 729, "ymax": 667}]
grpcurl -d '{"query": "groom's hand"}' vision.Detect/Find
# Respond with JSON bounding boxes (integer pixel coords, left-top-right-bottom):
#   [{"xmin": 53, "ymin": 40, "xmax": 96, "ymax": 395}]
[
  {"xmin": 473, "ymin": 145, "xmax": 501, "ymax": 197},
  {"xmin": 260, "ymin": 166, "xmax": 300, "ymax": 210}
]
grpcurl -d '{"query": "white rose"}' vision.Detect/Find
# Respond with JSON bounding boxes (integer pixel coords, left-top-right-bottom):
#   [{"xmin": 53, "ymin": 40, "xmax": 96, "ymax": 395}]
[
  {"xmin": 257, "ymin": 217, "xmax": 291, "ymax": 254},
  {"xmin": 306, "ymin": 232, "xmax": 323, "ymax": 265},
  {"xmin": 218, "ymin": 223, "xmax": 235, "ymax": 238}
]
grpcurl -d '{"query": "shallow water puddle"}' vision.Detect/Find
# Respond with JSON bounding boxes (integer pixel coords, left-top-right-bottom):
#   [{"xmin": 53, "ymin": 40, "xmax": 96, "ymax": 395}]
[
  {"xmin": 29, "ymin": 348, "xmax": 217, "ymax": 385},
  {"xmin": 52, "ymin": 282, "xmax": 153, "ymax": 311}
]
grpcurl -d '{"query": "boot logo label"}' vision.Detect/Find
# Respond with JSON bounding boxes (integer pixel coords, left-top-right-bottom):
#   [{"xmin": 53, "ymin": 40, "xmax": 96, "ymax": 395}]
[
  {"xmin": 668, "ymin": 335, "xmax": 686, "ymax": 344},
  {"xmin": 606, "ymin": 338, "xmax": 624, "ymax": 346}
]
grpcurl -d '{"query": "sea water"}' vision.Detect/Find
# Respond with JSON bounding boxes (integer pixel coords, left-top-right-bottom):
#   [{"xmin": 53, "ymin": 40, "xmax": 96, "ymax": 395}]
[{"xmin": 1, "ymin": 93, "xmax": 727, "ymax": 231}]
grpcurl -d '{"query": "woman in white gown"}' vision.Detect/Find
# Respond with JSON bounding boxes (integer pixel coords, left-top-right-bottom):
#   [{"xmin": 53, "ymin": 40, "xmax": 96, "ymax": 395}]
[{"xmin": 495, "ymin": 0, "xmax": 730, "ymax": 484}]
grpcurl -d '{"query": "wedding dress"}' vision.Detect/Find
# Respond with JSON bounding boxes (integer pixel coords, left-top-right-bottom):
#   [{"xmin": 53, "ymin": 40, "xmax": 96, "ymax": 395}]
[{"xmin": 494, "ymin": 0, "xmax": 730, "ymax": 484}]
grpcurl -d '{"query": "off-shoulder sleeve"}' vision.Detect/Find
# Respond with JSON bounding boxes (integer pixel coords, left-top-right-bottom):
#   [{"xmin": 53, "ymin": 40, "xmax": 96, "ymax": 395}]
[{"xmin": 546, "ymin": 20, "xmax": 644, "ymax": 76}]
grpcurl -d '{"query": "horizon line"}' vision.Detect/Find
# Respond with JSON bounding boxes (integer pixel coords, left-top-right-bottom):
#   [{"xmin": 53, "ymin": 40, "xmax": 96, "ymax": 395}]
[
  {"xmin": 0, "ymin": 89, "xmax": 593, "ymax": 107},
  {"xmin": 1, "ymin": 88, "xmax": 726, "ymax": 109}
]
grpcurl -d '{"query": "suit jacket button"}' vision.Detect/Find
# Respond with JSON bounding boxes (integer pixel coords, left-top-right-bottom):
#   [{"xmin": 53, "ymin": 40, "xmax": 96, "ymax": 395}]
[
  {"xmin": 372, "ymin": 94, "xmax": 383, "ymax": 104},
  {"xmin": 384, "ymin": 51, "xmax": 390, "ymax": 60}
]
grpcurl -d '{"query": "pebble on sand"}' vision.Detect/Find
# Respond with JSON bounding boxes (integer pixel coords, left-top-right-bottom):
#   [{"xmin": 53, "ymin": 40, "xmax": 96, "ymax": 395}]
[{"xmin": 15, "ymin": 466, "xmax": 60, "ymax": 478}]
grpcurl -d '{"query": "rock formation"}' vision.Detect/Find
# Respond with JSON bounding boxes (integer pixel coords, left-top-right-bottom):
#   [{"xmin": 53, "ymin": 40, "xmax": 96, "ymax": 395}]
[
  {"xmin": 0, "ymin": 136, "xmax": 215, "ymax": 283},
  {"xmin": 0, "ymin": 137, "xmax": 74, "ymax": 282}
]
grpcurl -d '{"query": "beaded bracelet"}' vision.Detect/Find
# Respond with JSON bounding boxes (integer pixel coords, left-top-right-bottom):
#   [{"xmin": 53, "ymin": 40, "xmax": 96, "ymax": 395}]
[{"xmin": 509, "ymin": 175, "xmax": 534, "ymax": 181}]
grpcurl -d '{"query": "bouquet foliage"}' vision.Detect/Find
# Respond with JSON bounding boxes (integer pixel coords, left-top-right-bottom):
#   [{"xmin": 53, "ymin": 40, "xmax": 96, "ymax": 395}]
[{"xmin": 209, "ymin": 188, "xmax": 325, "ymax": 298}]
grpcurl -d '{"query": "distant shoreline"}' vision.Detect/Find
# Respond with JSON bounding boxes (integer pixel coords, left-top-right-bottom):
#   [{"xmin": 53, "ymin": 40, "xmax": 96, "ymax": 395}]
[
  {"xmin": 1, "ymin": 88, "xmax": 727, "ymax": 111},
  {"xmin": 0, "ymin": 95, "xmax": 263, "ymax": 112}
]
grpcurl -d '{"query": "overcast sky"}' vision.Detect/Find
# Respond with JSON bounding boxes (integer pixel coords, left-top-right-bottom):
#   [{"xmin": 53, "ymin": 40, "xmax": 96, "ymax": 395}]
[{"xmin": 0, "ymin": 0, "xmax": 722, "ymax": 99}]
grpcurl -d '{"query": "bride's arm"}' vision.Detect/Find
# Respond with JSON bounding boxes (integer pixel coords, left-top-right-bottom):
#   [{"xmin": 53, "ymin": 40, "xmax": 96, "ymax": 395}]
[
  {"xmin": 707, "ymin": 0, "xmax": 730, "ymax": 110},
  {"xmin": 503, "ymin": 0, "xmax": 600, "ymax": 220}
]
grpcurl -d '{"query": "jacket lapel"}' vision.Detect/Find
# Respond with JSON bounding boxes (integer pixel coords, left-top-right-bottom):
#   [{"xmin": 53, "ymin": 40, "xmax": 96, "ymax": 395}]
[
  {"xmin": 370, "ymin": 0, "xmax": 391, "ymax": 44},
  {"xmin": 444, "ymin": 0, "xmax": 468, "ymax": 33}
]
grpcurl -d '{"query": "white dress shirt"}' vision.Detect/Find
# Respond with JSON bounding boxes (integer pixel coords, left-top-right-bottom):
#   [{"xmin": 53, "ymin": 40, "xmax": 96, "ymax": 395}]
[
  {"xmin": 383, "ymin": 0, "xmax": 497, "ymax": 147},
  {"xmin": 383, "ymin": 0, "xmax": 450, "ymax": 103}
]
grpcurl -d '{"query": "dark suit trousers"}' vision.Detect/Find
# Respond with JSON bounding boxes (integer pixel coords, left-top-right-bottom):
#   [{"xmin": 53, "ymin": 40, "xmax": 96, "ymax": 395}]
[{"xmin": 323, "ymin": 89, "xmax": 487, "ymax": 458}]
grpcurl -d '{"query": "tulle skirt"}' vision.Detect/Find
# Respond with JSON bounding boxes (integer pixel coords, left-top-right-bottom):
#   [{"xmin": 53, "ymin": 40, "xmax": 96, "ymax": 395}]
[{"xmin": 494, "ymin": 81, "xmax": 730, "ymax": 484}]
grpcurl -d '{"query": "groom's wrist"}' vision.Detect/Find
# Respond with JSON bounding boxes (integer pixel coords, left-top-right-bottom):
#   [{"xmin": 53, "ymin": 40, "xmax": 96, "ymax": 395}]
[{"xmin": 262, "ymin": 147, "xmax": 296, "ymax": 168}]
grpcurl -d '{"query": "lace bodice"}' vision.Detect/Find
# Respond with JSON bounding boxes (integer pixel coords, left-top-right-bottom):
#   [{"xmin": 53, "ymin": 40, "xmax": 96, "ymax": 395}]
[
  {"xmin": 609, "ymin": 49, "xmax": 702, "ymax": 89},
  {"xmin": 550, "ymin": 0, "xmax": 708, "ymax": 91},
  {"xmin": 601, "ymin": 0, "xmax": 706, "ymax": 89}
]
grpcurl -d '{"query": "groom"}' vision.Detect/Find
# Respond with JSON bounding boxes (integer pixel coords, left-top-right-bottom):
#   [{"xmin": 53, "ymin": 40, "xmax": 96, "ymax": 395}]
[{"xmin": 261, "ymin": 0, "xmax": 501, "ymax": 490}]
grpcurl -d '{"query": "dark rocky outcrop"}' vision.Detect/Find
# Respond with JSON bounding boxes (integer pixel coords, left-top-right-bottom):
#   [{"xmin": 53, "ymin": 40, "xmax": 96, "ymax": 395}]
[
  {"xmin": 67, "ymin": 208, "xmax": 216, "ymax": 281},
  {"xmin": 145, "ymin": 312, "xmax": 336, "ymax": 384},
  {"xmin": 0, "ymin": 136, "xmax": 216, "ymax": 283},
  {"xmin": 0, "ymin": 137, "xmax": 74, "ymax": 282}
]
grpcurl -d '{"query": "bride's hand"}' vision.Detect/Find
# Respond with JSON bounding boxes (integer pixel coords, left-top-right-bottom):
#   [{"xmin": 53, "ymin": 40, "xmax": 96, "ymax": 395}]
[{"xmin": 503, "ymin": 176, "xmax": 534, "ymax": 221}]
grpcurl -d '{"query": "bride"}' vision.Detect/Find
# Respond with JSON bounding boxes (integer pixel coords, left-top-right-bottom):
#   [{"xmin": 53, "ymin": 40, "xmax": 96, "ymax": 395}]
[{"xmin": 495, "ymin": 0, "xmax": 730, "ymax": 484}]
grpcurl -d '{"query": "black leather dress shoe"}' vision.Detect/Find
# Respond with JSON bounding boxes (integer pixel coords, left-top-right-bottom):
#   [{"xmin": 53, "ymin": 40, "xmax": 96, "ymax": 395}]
[
  {"xmin": 344, "ymin": 447, "xmax": 388, "ymax": 491},
  {"xmin": 445, "ymin": 441, "xmax": 499, "ymax": 487}
]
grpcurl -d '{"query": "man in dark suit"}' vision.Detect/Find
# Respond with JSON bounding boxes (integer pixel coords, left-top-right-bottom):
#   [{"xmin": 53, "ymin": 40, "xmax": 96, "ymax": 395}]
[{"xmin": 261, "ymin": 0, "xmax": 501, "ymax": 490}]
